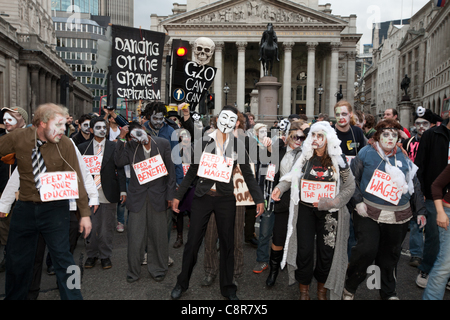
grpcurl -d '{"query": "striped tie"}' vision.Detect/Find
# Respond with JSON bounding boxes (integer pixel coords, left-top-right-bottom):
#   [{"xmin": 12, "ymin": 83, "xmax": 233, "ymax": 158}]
[
  {"xmin": 94, "ymin": 144, "xmax": 102, "ymax": 189},
  {"xmin": 32, "ymin": 140, "xmax": 47, "ymax": 189}
]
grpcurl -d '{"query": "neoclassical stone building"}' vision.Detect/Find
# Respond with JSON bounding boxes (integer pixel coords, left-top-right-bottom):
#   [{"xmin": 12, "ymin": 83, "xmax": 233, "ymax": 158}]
[
  {"xmin": 150, "ymin": 0, "xmax": 361, "ymax": 119},
  {"xmin": 0, "ymin": 0, "xmax": 92, "ymax": 121}
]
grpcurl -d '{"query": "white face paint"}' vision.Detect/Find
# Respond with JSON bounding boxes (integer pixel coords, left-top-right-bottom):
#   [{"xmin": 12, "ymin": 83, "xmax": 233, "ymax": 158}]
[
  {"xmin": 44, "ymin": 114, "xmax": 66, "ymax": 143},
  {"xmin": 414, "ymin": 118, "xmax": 431, "ymax": 136},
  {"xmin": 80, "ymin": 120, "xmax": 90, "ymax": 134},
  {"xmin": 150, "ymin": 112, "xmax": 164, "ymax": 130},
  {"xmin": 335, "ymin": 106, "xmax": 351, "ymax": 127},
  {"xmin": 93, "ymin": 121, "xmax": 107, "ymax": 138},
  {"xmin": 179, "ymin": 130, "xmax": 191, "ymax": 146},
  {"xmin": 130, "ymin": 128, "xmax": 149, "ymax": 145},
  {"xmin": 3, "ymin": 112, "xmax": 18, "ymax": 131},
  {"xmin": 289, "ymin": 129, "xmax": 305, "ymax": 149},
  {"xmin": 311, "ymin": 130, "xmax": 327, "ymax": 150},
  {"xmin": 258, "ymin": 127, "xmax": 267, "ymax": 140},
  {"xmin": 217, "ymin": 110, "xmax": 238, "ymax": 134},
  {"xmin": 379, "ymin": 129, "xmax": 398, "ymax": 152}
]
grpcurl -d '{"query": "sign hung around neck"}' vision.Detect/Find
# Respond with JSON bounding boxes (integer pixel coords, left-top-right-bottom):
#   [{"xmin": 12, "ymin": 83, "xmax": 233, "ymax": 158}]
[{"xmin": 111, "ymin": 25, "xmax": 166, "ymax": 107}]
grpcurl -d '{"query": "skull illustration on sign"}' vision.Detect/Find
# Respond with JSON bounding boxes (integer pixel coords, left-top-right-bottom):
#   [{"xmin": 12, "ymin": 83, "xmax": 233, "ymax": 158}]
[{"xmin": 193, "ymin": 37, "xmax": 215, "ymax": 66}]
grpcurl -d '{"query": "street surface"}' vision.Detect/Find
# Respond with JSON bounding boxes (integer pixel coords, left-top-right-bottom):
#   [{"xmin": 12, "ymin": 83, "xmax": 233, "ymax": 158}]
[{"xmin": 0, "ymin": 215, "xmax": 449, "ymax": 301}]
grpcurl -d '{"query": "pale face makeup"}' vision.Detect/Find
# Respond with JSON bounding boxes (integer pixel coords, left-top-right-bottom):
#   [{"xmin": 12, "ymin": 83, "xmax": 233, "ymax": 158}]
[
  {"xmin": 311, "ymin": 130, "xmax": 327, "ymax": 150},
  {"xmin": 93, "ymin": 121, "xmax": 107, "ymax": 138},
  {"xmin": 44, "ymin": 114, "xmax": 66, "ymax": 143},
  {"xmin": 289, "ymin": 129, "xmax": 305, "ymax": 149},
  {"xmin": 335, "ymin": 106, "xmax": 351, "ymax": 127},
  {"xmin": 3, "ymin": 112, "xmax": 18, "ymax": 131},
  {"xmin": 258, "ymin": 127, "xmax": 268, "ymax": 140},
  {"xmin": 130, "ymin": 128, "xmax": 149, "ymax": 145},
  {"xmin": 414, "ymin": 118, "xmax": 431, "ymax": 136},
  {"xmin": 379, "ymin": 129, "xmax": 398, "ymax": 152},
  {"xmin": 180, "ymin": 130, "xmax": 191, "ymax": 146},
  {"xmin": 80, "ymin": 120, "xmax": 90, "ymax": 134},
  {"xmin": 150, "ymin": 112, "xmax": 164, "ymax": 130},
  {"xmin": 217, "ymin": 110, "xmax": 238, "ymax": 134}
]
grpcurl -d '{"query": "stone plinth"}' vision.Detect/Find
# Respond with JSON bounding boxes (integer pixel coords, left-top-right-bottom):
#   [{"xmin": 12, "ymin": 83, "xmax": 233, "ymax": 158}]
[
  {"xmin": 256, "ymin": 76, "xmax": 282, "ymax": 125},
  {"xmin": 398, "ymin": 100, "xmax": 415, "ymax": 130}
]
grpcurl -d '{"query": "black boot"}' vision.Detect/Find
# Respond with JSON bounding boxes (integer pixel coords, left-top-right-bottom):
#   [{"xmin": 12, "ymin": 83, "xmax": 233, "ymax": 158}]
[{"xmin": 266, "ymin": 249, "xmax": 283, "ymax": 287}]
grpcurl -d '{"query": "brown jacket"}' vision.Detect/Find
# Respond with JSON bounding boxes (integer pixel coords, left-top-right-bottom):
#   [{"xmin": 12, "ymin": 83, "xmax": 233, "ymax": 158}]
[{"xmin": 0, "ymin": 126, "xmax": 90, "ymax": 217}]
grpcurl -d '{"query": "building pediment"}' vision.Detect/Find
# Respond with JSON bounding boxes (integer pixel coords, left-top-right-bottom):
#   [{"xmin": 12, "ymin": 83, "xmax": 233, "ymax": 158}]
[{"xmin": 161, "ymin": 0, "xmax": 348, "ymax": 28}]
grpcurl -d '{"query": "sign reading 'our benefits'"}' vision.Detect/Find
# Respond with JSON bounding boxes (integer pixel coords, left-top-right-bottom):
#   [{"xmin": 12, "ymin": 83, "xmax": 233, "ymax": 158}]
[{"xmin": 133, "ymin": 154, "xmax": 168, "ymax": 185}]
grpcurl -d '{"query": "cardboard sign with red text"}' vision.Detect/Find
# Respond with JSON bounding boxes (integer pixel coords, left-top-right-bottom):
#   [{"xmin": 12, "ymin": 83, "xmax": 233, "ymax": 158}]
[
  {"xmin": 82, "ymin": 155, "xmax": 103, "ymax": 175},
  {"xmin": 233, "ymin": 164, "xmax": 256, "ymax": 206},
  {"xmin": 133, "ymin": 154, "xmax": 168, "ymax": 185},
  {"xmin": 265, "ymin": 164, "xmax": 276, "ymax": 182},
  {"xmin": 39, "ymin": 171, "xmax": 79, "ymax": 202},
  {"xmin": 365, "ymin": 169, "xmax": 402, "ymax": 205},
  {"xmin": 300, "ymin": 179, "xmax": 336, "ymax": 204},
  {"xmin": 345, "ymin": 156, "xmax": 355, "ymax": 165},
  {"xmin": 197, "ymin": 152, "xmax": 234, "ymax": 183},
  {"xmin": 182, "ymin": 163, "xmax": 190, "ymax": 176}
]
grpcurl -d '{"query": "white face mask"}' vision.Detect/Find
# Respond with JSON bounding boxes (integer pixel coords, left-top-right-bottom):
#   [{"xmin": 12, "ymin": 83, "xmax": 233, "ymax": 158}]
[
  {"xmin": 379, "ymin": 129, "xmax": 398, "ymax": 151},
  {"xmin": 217, "ymin": 110, "xmax": 238, "ymax": 134},
  {"xmin": 3, "ymin": 112, "xmax": 17, "ymax": 126},
  {"xmin": 311, "ymin": 130, "xmax": 327, "ymax": 150},
  {"xmin": 44, "ymin": 114, "xmax": 66, "ymax": 143},
  {"xmin": 93, "ymin": 121, "xmax": 107, "ymax": 138},
  {"xmin": 130, "ymin": 128, "xmax": 149, "ymax": 145},
  {"xmin": 80, "ymin": 120, "xmax": 90, "ymax": 134}
]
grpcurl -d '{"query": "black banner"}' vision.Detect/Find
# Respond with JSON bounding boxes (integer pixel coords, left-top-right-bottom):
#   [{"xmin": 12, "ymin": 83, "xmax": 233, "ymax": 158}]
[
  {"xmin": 111, "ymin": 25, "xmax": 165, "ymax": 107},
  {"xmin": 183, "ymin": 60, "xmax": 216, "ymax": 111}
]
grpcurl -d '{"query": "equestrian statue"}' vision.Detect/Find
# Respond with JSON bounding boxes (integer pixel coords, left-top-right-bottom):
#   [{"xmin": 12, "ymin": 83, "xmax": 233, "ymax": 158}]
[{"xmin": 259, "ymin": 23, "xmax": 279, "ymax": 77}]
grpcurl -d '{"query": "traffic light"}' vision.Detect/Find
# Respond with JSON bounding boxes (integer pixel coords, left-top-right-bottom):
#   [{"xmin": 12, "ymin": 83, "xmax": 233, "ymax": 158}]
[
  {"xmin": 206, "ymin": 93, "xmax": 215, "ymax": 110},
  {"xmin": 171, "ymin": 39, "xmax": 190, "ymax": 103}
]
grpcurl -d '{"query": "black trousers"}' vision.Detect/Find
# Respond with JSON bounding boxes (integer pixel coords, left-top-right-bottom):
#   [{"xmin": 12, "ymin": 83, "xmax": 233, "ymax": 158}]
[
  {"xmin": 295, "ymin": 203, "xmax": 337, "ymax": 285},
  {"xmin": 177, "ymin": 194, "xmax": 237, "ymax": 298},
  {"xmin": 345, "ymin": 212, "xmax": 409, "ymax": 299}
]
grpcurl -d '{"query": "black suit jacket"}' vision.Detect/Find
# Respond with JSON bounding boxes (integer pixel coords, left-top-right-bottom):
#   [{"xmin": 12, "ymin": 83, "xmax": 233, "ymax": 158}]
[
  {"xmin": 78, "ymin": 139, "xmax": 126, "ymax": 203},
  {"xmin": 114, "ymin": 136, "xmax": 176, "ymax": 213},
  {"xmin": 175, "ymin": 132, "xmax": 264, "ymax": 205}
]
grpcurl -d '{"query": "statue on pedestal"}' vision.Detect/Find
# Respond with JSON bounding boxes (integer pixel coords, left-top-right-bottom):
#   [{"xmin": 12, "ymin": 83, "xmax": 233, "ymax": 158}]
[
  {"xmin": 259, "ymin": 23, "xmax": 279, "ymax": 77},
  {"xmin": 401, "ymin": 74, "xmax": 411, "ymax": 101}
]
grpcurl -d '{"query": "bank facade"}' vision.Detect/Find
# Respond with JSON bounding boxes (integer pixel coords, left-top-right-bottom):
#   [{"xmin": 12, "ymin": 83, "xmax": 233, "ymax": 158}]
[{"xmin": 150, "ymin": 0, "xmax": 361, "ymax": 119}]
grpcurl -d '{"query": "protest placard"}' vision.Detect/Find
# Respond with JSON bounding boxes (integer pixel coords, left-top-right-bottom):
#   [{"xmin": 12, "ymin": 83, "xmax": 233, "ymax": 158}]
[
  {"xmin": 197, "ymin": 152, "xmax": 233, "ymax": 183},
  {"xmin": 300, "ymin": 179, "xmax": 336, "ymax": 204},
  {"xmin": 133, "ymin": 154, "xmax": 168, "ymax": 185},
  {"xmin": 111, "ymin": 26, "xmax": 166, "ymax": 107},
  {"xmin": 365, "ymin": 169, "xmax": 402, "ymax": 205},
  {"xmin": 82, "ymin": 155, "xmax": 103, "ymax": 175},
  {"xmin": 182, "ymin": 163, "xmax": 190, "ymax": 176},
  {"xmin": 233, "ymin": 164, "xmax": 256, "ymax": 206},
  {"xmin": 39, "ymin": 171, "xmax": 79, "ymax": 202},
  {"xmin": 183, "ymin": 61, "xmax": 216, "ymax": 110}
]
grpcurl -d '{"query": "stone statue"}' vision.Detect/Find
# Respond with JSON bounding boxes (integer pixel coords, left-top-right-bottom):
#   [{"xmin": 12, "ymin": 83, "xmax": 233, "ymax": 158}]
[
  {"xmin": 259, "ymin": 23, "xmax": 279, "ymax": 77},
  {"xmin": 401, "ymin": 74, "xmax": 411, "ymax": 97}
]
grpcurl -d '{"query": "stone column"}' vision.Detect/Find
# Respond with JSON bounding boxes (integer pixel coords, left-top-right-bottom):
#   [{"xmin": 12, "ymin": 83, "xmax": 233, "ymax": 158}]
[
  {"xmin": 346, "ymin": 51, "xmax": 356, "ymax": 107},
  {"xmin": 45, "ymin": 73, "xmax": 52, "ymax": 104},
  {"xmin": 214, "ymin": 41, "xmax": 224, "ymax": 109},
  {"xmin": 236, "ymin": 41, "xmax": 247, "ymax": 112},
  {"xmin": 39, "ymin": 69, "xmax": 46, "ymax": 105},
  {"xmin": 328, "ymin": 42, "xmax": 341, "ymax": 115},
  {"xmin": 306, "ymin": 42, "xmax": 318, "ymax": 119},
  {"xmin": 282, "ymin": 42, "xmax": 295, "ymax": 117},
  {"xmin": 51, "ymin": 76, "xmax": 57, "ymax": 103},
  {"xmin": 30, "ymin": 65, "xmax": 40, "ymax": 112}
]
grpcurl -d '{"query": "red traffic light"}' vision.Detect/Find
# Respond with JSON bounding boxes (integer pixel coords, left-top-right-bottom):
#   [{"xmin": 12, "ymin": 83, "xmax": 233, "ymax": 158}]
[
  {"xmin": 176, "ymin": 47, "xmax": 187, "ymax": 57},
  {"xmin": 208, "ymin": 94, "xmax": 213, "ymax": 101}
]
